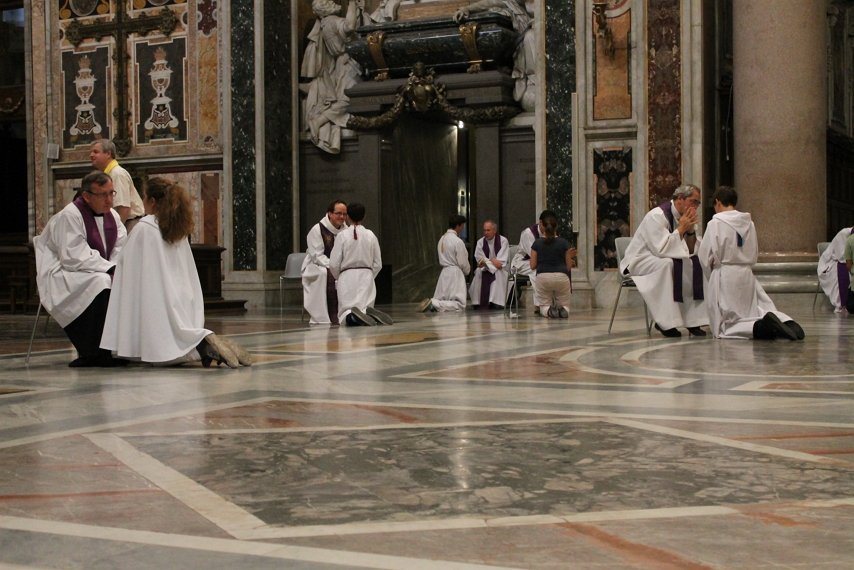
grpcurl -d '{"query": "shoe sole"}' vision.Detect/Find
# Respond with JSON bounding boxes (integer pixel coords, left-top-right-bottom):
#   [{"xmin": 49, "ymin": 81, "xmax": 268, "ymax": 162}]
[
  {"xmin": 350, "ymin": 308, "xmax": 377, "ymax": 326},
  {"xmin": 366, "ymin": 307, "xmax": 394, "ymax": 325},
  {"xmin": 416, "ymin": 299, "xmax": 432, "ymax": 313},
  {"xmin": 764, "ymin": 313, "xmax": 797, "ymax": 341}
]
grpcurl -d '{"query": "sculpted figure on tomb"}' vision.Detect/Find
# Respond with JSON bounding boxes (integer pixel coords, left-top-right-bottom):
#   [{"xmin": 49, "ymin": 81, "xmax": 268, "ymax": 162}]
[
  {"xmin": 454, "ymin": 0, "xmax": 537, "ymax": 111},
  {"xmin": 301, "ymin": 0, "xmax": 362, "ymax": 154}
]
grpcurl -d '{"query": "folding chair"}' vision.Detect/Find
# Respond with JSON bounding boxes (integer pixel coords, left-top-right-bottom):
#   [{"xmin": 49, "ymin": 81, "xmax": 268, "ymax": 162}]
[
  {"xmin": 279, "ymin": 252, "xmax": 308, "ymax": 321},
  {"xmin": 608, "ymin": 236, "xmax": 651, "ymax": 335},
  {"xmin": 26, "ymin": 304, "xmax": 51, "ymax": 365}
]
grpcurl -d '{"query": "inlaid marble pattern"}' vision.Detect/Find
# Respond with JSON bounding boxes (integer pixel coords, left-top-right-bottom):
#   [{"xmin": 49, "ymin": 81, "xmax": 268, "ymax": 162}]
[{"xmin": 1, "ymin": 305, "xmax": 853, "ymax": 569}]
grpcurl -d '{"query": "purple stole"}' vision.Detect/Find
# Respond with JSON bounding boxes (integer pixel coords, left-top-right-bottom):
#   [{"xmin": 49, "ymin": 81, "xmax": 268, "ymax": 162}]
[
  {"xmin": 73, "ymin": 196, "xmax": 117, "ymax": 260},
  {"xmin": 319, "ymin": 222, "xmax": 339, "ymax": 322},
  {"xmin": 522, "ymin": 223, "xmax": 540, "ymax": 261},
  {"xmin": 837, "ymin": 226, "xmax": 854, "ymax": 308},
  {"xmin": 659, "ymin": 201, "xmax": 703, "ymax": 302},
  {"xmin": 479, "ymin": 236, "xmax": 503, "ymax": 307}
]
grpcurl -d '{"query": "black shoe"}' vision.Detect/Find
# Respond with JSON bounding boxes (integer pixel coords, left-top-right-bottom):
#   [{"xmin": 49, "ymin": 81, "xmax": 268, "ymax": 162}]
[
  {"xmin": 654, "ymin": 323, "xmax": 682, "ymax": 337},
  {"xmin": 366, "ymin": 306, "xmax": 394, "ymax": 325},
  {"xmin": 752, "ymin": 318, "xmax": 774, "ymax": 340},
  {"xmin": 68, "ymin": 357, "xmax": 92, "ymax": 368},
  {"xmin": 762, "ymin": 313, "xmax": 797, "ymax": 341},
  {"xmin": 687, "ymin": 326, "xmax": 707, "ymax": 337},
  {"xmin": 488, "ymin": 302, "xmax": 504, "ymax": 310},
  {"xmin": 785, "ymin": 320, "xmax": 805, "ymax": 340},
  {"xmin": 558, "ymin": 307, "xmax": 569, "ymax": 319}
]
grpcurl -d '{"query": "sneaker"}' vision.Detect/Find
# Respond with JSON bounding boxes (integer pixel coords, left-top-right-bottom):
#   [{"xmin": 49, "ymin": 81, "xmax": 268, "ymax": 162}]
[
  {"xmin": 416, "ymin": 298, "xmax": 433, "ymax": 313},
  {"xmin": 687, "ymin": 326, "xmax": 707, "ymax": 337},
  {"xmin": 366, "ymin": 306, "xmax": 394, "ymax": 325},
  {"xmin": 654, "ymin": 323, "xmax": 682, "ymax": 337},
  {"xmin": 557, "ymin": 307, "xmax": 569, "ymax": 319},
  {"xmin": 348, "ymin": 308, "xmax": 377, "ymax": 326}
]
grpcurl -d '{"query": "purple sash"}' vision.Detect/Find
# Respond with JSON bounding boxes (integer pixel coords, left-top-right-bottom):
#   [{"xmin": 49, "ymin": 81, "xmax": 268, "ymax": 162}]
[
  {"xmin": 659, "ymin": 201, "xmax": 703, "ymax": 302},
  {"xmin": 73, "ymin": 196, "xmax": 117, "ymax": 260},
  {"xmin": 319, "ymin": 223, "xmax": 338, "ymax": 322},
  {"xmin": 522, "ymin": 223, "xmax": 540, "ymax": 261},
  {"xmin": 479, "ymin": 236, "xmax": 502, "ymax": 307}
]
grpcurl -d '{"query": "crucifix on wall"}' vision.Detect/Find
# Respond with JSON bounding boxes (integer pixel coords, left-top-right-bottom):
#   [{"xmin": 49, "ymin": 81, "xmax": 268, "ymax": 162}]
[{"xmin": 64, "ymin": 4, "xmax": 177, "ymax": 156}]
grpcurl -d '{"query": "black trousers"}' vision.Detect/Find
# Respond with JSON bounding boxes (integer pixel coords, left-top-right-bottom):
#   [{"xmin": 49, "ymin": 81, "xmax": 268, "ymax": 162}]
[{"xmin": 63, "ymin": 288, "xmax": 112, "ymax": 361}]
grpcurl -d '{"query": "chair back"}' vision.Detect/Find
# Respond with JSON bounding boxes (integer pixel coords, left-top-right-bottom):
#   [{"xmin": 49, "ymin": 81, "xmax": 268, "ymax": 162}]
[
  {"xmin": 507, "ymin": 244, "xmax": 520, "ymax": 274},
  {"xmin": 614, "ymin": 236, "xmax": 632, "ymax": 265},
  {"xmin": 283, "ymin": 252, "xmax": 307, "ymax": 279}
]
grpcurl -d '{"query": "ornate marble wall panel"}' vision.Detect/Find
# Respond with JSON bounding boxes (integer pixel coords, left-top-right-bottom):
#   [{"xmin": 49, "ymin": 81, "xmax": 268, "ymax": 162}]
[
  {"xmin": 592, "ymin": 7, "xmax": 631, "ymax": 120},
  {"xmin": 60, "ymin": 46, "xmax": 110, "ymax": 149},
  {"xmin": 646, "ymin": 0, "xmax": 681, "ymax": 209},
  {"xmin": 133, "ymin": 38, "xmax": 187, "ymax": 144},
  {"xmin": 196, "ymin": 0, "xmax": 220, "ymax": 148},
  {"xmin": 544, "ymin": 0, "xmax": 575, "ymax": 229},
  {"xmin": 264, "ymin": 0, "xmax": 292, "ymax": 272},
  {"xmin": 229, "ymin": 0, "xmax": 257, "ymax": 270},
  {"xmin": 592, "ymin": 145, "xmax": 632, "ymax": 270}
]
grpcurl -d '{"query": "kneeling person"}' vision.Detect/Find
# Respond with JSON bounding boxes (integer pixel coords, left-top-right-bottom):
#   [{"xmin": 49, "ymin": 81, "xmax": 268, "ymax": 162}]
[
  {"xmin": 698, "ymin": 186, "xmax": 803, "ymax": 341},
  {"xmin": 329, "ymin": 203, "xmax": 391, "ymax": 326}
]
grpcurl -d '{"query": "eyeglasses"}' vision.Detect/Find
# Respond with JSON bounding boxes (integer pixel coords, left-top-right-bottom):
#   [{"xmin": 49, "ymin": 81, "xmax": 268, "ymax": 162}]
[
  {"xmin": 86, "ymin": 190, "xmax": 117, "ymax": 198},
  {"xmin": 331, "ymin": 211, "xmax": 347, "ymax": 216}
]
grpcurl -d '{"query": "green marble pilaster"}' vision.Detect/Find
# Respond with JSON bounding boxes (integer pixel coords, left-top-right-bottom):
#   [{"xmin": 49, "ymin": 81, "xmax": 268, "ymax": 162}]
[{"xmin": 545, "ymin": 0, "xmax": 576, "ymax": 231}]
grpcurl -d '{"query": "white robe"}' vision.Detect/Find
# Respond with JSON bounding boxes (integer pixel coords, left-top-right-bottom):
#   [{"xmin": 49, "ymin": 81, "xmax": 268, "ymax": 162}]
[
  {"xmin": 34, "ymin": 202, "xmax": 126, "ymax": 328},
  {"xmin": 509, "ymin": 225, "xmax": 541, "ymax": 306},
  {"xmin": 329, "ymin": 224, "xmax": 382, "ymax": 324},
  {"xmin": 301, "ymin": 215, "xmax": 347, "ymax": 324},
  {"xmin": 99, "ymin": 216, "xmax": 210, "ymax": 363},
  {"xmin": 431, "ymin": 229, "xmax": 471, "ymax": 312},
  {"xmin": 698, "ymin": 210, "xmax": 791, "ymax": 339},
  {"xmin": 620, "ymin": 203, "xmax": 707, "ymax": 329},
  {"xmin": 817, "ymin": 226, "xmax": 853, "ymax": 313},
  {"xmin": 469, "ymin": 234, "xmax": 510, "ymax": 307}
]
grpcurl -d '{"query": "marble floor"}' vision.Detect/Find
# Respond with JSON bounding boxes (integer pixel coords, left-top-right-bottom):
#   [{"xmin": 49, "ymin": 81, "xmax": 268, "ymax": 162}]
[{"xmin": 0, "ymin": 301, "xmax": 852, "ymax": 569}]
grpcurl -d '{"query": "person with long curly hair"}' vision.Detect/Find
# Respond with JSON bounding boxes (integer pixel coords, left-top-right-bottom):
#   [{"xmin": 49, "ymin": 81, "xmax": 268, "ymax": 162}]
[{"xmin": 100, "ymin": 177, "xmax": 250, "ymax": 367}]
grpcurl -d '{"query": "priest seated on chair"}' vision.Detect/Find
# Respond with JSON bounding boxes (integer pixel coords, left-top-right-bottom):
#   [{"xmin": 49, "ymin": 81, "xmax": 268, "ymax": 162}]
[
  {"xmin": 618, "ymin": 184, "xmax": 709, "ymax": 338},
  {"xmin": 469, "ymin": 219, "xmax": 510, "ymax": 310},
  {"xmin": 34, "ymin": 170, "xmax": 128, "ymax": 367}
]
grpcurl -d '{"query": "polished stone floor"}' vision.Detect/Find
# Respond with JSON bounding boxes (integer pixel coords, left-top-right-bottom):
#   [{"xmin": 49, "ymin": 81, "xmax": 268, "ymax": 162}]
[{"xmin": 1, "ymin": 300, "xmax": 852, "ymax": 569}]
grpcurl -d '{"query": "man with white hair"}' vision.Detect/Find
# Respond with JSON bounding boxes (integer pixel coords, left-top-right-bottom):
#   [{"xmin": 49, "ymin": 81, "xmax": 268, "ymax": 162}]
[
  {"xmin": 89, "ymin": 139, "xmax": 144, "ymax": 232},
  {"xmin": 620, "ymin": 184, "xmax": 708, "ymax": 337},
  {"xmin": 469, "ymin": 220, "xmax": 509, "ymax": 310}
]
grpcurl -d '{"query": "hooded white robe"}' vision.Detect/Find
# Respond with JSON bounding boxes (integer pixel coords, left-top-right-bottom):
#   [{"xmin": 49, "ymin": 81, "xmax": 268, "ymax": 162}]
[
  {"xmin": 619, "ymin": 203, "xmax": 707, "ymax": 330},
  {"xmin": 697, "ymin": 210, "xmax": 791, "ymax": 339},
  {"xmin": 329, "ymin": 224, "xmax": 382, "ymax": 324},
  {"xmin": 100, "ymin": 215, "xmax": 210, "ymax": 363},
  {"xmin": 431, "ymin": 229, "xmax": 471, "ymax": 312},
  {"xmin": 34, "ymin": 203, "xmax": 126, "ymax": 328},
  {"xmin": 469, "ymin": 234, "xmax": 510, "ymax": 307},
  {"xmin": 817, "ymin": 226, "xmax": 853, "ymax": 313},
  {"xmin": 301, "ymin": 215, "xmax": 347, "ymax": 324}
]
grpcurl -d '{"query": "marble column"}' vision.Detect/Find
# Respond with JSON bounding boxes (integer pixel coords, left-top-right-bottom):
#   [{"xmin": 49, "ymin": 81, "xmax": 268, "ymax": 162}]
[{"xmin": 732, "ymin": 0, "xmax": 826, "ymax": 253}]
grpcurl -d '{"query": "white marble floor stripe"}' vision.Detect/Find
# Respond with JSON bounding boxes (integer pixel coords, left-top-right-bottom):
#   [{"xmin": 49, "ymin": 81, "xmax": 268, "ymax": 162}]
[
  {"xmin": 620, "ymin": 345, "xmax": 854, "ymax": 379},
  {"xmin": 732, "ymin": 379, "xmax": 854, "ymax": 395},
  {"xmin": 110, "ymin": 417, "xmax": 601, "ymax": 437},
  {"xmin": 0, "ymin": 396, "xmax": 279, "ymax": 450},
  {"xmin": 606, "ymin": 418, "xmax": 854, "ymax": 467},
  {"xmin": 0, "ymin": 516, "xmax": 520, "ymax": 570},
  {"xmin": 84, "ymin": 433, "xmax": 268, "ymax": 540}
]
